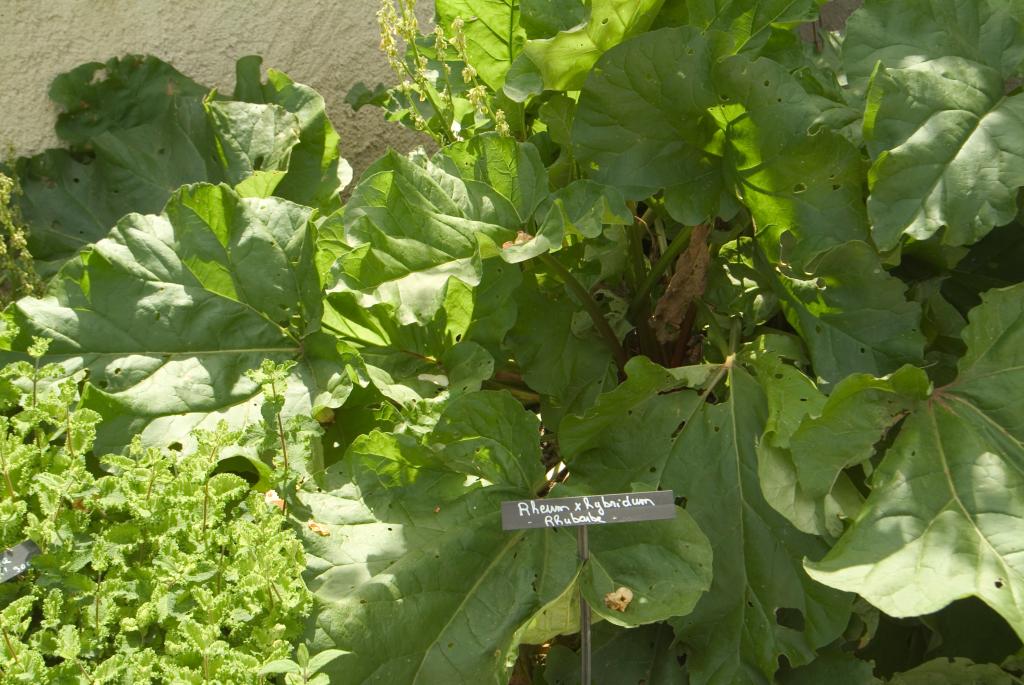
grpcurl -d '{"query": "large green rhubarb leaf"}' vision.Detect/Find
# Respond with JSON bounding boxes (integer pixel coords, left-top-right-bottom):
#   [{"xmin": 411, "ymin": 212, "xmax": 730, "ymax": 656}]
[
  {"xmin": 761, "ymin": 240, "xmax": 925, "ymax": 384},
  {"xmin": 843, "ymin": 0, "xmax": 1024, "ymax": 249},
  {"xmin": 889, "ymin": 658, "xmax": 1023, "ymax": 685},
  {"xmin": 542, "ymin": 623, "xmax": 688, "ymax": 684},
  {"xmin": 504, "ymin": 0, "xmax": 665, "ymax": 100},
  {"xmin": 754, "ymin": 352, "xmax": 930, "ymax": 536},
  {"xmin": 328, "ymin": 144, "xmax": 538, "ymax": 325},
  {"xmin": 656, "ymin": 0, "xmax": 825, "ymax": 53},
  {"xmin": 807, "ymin": 283, "xmax": 1024, "ymax": 640},
  {"xmin": 5, "ymin": 183, "xmax": 353, "ymax": 453},
  {"xmin": 15, "ymin": 55, "xmax": 348, "ymax": 270},
  {"xmin": 233, "ymin": 55, "xmax": 352, "ymax": 211},
  {"xmin": 302, "ymin": 390, "xmax": 711, "ymax": 683},
  {"xmin": 508, "ymin": 274, "xmax": 616, "ymax": 430},
  {"xmin": 561, "ymin": 357, "xmax": 850, "ymax": 685},
  {"xmin": 436, "ymin": 0, "xmax": 526, "ymax": 90},
  {"xmin": 572, "ymin": 27, "xmax": 868, "ymax": 261}
]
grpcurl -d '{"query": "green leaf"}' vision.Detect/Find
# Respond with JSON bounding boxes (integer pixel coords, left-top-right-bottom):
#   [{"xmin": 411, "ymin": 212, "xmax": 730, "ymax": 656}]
[
  {"xmin": 302, "ymin": 427, "xmax": 578, "ymax": 683},
  {"xmin": 659, "ymin": 0, "xmax": 825, "ymax": 53},
  {"xmin": 843, "ymin": 0, "xmax": 1024, "ymax": 85},
  {"xmin": 841, "ymin": 0, "xmax": 1024, "ymax": 249},
  {"xmin": 436, "ymin": 0, "xmax": 526, "ymax": 89},
  {"xmin": 777, "ymin": 650, "xmax": 881, "ymax": 685},
  {"xmin": 581, "ymin": 510, "xmax": 712, "ymax": 626},
  {"xmin": 328, "ymin": 151, "xmax": 519, "ymax": 325},
  {"xmin": 325, "ymin": 259, "xmax": 515, "ymax": 402},
  {"xmin": 863, "ymin": 59, "xmax": 1024, "ymax": 250},
  {"xmin": 204, "ymin": 98, "xmax": 300, "ymax": 188},
  {"xmin": 233, "ymin": 56, "xmax": 352, "ymax": 212},
  {"xmin": 717, "ymin": 56, "xmax": 870, "ymax": 268},
  {"xmin": 571, "ymin": 26, "xmax": 719, "ymax": 201},
  {"xmin": 755, "ymin": 355, "xmax": 930, "ymax": 536},
  {"xmin": 542, "ymin": 622, "xmax": 688, "ymax": 685},
  {"xmin": 432, "ymin": 390, "xmax": 545, "ymax": 491},
  {"xmin": 48, "ymin": 55, "xmax": 208, "ymax": 146},
  {"xmin": 666, "ymin": 365, "xmax": 851, "ymax": 684},
  {"xmin": 504, "ymin": 0, "xmax": 665, "ymax": 100},
  {"xmin": 561, "ymin": 357, "xmax": 850, "ymax": 684},
  {"xmin": 6, "ymin": 184, "xmax": 347, "ymax": 452},
  {"xmin": 503, "ymin": 180, "xmax": 631, "ymax": 262},
  {"xmin": 519, "ymin": 0, "xmax": 586, "ymax": 39},
  {"xmin": 573, "ymin": 28, "xmax": 867, "ymax": 252},
  {"xmin": 806, "ymin": 283, "xmax": 1024, "ymax": 641},
  {"xmin": 16, "ymin": 55, "xmax": 348, "ymax": 269},
  {"xmin": 508, "ymin": 275, "xmax": 616, "ymax": 429},
  {"xmin": 437, "ymin": 133, "xmax": 548, "ymax": 222},
  {"xmin": 888, "ymin": 658, "xmax": 1023, "ymax": 685},
  {"xmin": 537, "ymin": 93, "xmax": 576, "ymax": 147},
  {"xmin": 259, "ymin": 659, "xmax": 302, "ymax": 675},
  {"xmin": 306, "ymin": 648, "xmax": 348, "ymax": 674},
  {"xmin": 15, "ymin": 106, "xmax": 215, "ymax": 268},
  {"xmin": 762, "ymin": 240, "xmax": 925, "ymax": 384}
]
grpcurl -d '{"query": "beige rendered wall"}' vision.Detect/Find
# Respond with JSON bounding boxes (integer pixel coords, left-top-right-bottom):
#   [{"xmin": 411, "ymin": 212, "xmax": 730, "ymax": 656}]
[{"xmin": 0, "ymin": 0, "xmax": 433, "ymax": 178}]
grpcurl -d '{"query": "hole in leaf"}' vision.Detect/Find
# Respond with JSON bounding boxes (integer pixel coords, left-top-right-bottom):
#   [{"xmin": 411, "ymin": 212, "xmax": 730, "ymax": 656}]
[
  {"xmin": 996, "ymin": 579, "xmax": 1005, "ymax": 589},
  {"xmin": 763, "ymin": 80, "xmax": 770, "ymax": 87},
  {"xmin": 455, "ymin": 334, "xmax": 462, "ymax": 342},
  {"xmin": 674, "ymin": 496, "xmax": 687, "ymax": 508},
  {"xmin": 832, "ymin": 184, "xmax": 841, "ymax": 191},
  {"xmin": 168, "ymin": 441, "xmax": 183, "ymax": 451},
  {"xmin": 713, "ymin": 425, "xmax": 720, "ymax": 432},
  {"xmin": 792, "ymin": 183, "xmax": 807, "ymax": 194},
  {"xmin": 649, "ymin": 466, "xmax": 657, "ymax": 473},
  {"xmin": 775, "ymin": 607, "xmax": 805, "ymax": 630},
  {"xmin": 601, "ymin": 17, "xmax": 608, "ymax": 24},
  {"xmin": 113, "ymin": 368, "xmax": 121, "ymax": 375}
]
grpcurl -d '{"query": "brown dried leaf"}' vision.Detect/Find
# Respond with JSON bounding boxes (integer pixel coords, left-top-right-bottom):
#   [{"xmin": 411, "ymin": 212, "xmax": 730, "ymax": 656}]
[
  {"xmin": 502, "ymin": 230, "xmax": 534, "ymax": 249},
  {"xmin": 264, "ymin": 490, "xmax": 285, "ymax": 511},
  {"xmin": 604, "ymin": 586, "xmax": 634, "ymax": 612},
  {"xmin": 307, "ymin": 520, "xmax": 331, "ymax": 536},
  {"xmin": 652, "ymin": 223, "xmax": 711, "ymax": 345}
]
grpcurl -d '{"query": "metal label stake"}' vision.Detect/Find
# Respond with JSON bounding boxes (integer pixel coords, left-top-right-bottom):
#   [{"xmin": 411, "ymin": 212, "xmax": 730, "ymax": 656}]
[
  {"xmin": 502, "ymin": 490, "xmax": 676, "ymax": 684},
  {"xmin": 577, "ymin": 525, "xmax": 591, "ymax": 685}
]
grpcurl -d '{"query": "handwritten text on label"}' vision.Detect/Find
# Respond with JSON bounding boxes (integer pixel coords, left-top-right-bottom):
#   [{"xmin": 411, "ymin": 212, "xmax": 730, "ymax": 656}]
[{"xmin": 501, "ymin": 490, "xmax": 675, "ymax": 530}]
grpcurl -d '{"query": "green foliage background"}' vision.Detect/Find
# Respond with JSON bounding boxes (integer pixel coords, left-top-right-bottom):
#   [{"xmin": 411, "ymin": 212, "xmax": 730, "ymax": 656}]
[{"xmin": 2, "ymin": 0, "xmax": 1024, "ymax": 682}]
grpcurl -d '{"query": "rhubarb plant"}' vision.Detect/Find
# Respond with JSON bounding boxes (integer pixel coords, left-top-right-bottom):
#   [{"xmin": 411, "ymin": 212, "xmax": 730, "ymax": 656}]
[{"xmin": 2, "ymin": 0, "xmax": 1024, "ymax": 682}]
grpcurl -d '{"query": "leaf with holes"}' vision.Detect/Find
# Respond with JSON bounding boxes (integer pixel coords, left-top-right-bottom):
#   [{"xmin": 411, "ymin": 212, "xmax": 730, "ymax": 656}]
[{"xmin": 807, "ymin": 283, "xmax": 1024, "ymax": 641}]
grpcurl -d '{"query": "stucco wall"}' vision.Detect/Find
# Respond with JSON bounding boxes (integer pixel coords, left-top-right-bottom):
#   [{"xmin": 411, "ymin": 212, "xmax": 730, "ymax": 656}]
[{"xmin": 0, "ymin": 0, "xmax": 433, "ymax": 178}]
